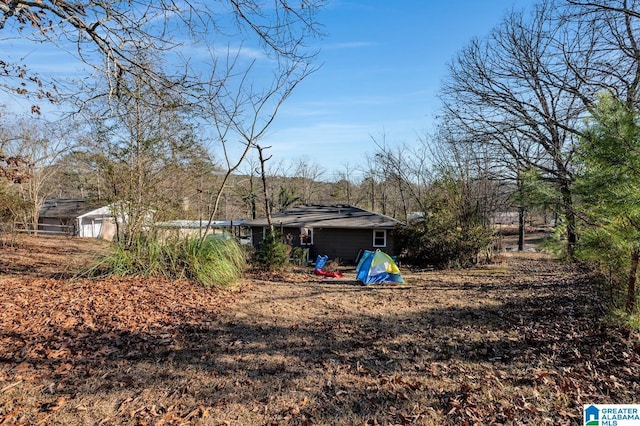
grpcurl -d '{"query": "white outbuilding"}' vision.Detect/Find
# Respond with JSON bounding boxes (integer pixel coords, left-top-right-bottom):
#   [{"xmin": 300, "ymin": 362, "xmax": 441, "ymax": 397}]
[{"xmin": 75, "ymin": 205, "xmax": 117, "ymax": 240}]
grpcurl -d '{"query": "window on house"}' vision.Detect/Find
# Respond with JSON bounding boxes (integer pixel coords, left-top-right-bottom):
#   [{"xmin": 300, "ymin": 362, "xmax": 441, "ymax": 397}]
[
  {"xmin": 373, "ymin": 229, "xmax": 386, "ymax": 247},
  {"xmin": 300, "ymin": 227, "xmax": 313, "ymax": 245}
]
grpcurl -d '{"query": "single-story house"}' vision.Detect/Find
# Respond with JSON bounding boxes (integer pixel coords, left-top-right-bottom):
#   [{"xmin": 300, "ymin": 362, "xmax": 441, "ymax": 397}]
[
  {"xmin": 243, "ymin": 204, "xmax": 404, "ymax": 264},
  {"xmin": 38, "ymin": 199, "xmax": 98, "ymax": 236},
  {"xmin": 38, "ymin": 199, "xmax": 117, "ymax": 240}
]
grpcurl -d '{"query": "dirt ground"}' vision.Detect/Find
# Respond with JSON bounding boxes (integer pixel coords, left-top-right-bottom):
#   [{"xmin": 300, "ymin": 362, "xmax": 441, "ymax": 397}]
[{"xmin": 0, "ymin": 234, "xmax": 639, "ymax": 425}]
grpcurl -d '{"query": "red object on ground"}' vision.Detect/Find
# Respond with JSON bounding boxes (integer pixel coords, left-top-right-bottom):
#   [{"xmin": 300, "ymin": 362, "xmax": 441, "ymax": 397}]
[{"xmin": 314, "ymin": 269, "xmax": 344, "ymax": 278}]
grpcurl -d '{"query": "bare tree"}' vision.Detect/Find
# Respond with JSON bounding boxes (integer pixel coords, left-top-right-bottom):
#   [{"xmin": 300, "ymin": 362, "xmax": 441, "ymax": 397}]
[
  {"xmin": 563, "ymin": 0, "xmax": 640, "ymax": 108},
  {"xmin": 439, "ymin": 1, "xmax": 594, "ymax": 256},
  {"xmin": 436, "ymin": 114, "xmax": 551, "ymax": 251},
  {"xmin": 291, "ymin": 156, "xmax": 325, "ymax": 204},
  {"xmin": 334, "ymin": 163, "xmax": 359, "ymax": 205},
  {"xmin": 0, "ymin": 111, "xmax": 30, "ymax": 185},
  {"xmin": 0, "ymin": 115, "xmax": 73, "ymax": 233},
  {"xmin": 233, "ymin": 157, "xmax": 264, "ymax": 220},
  {"xmin": 194, "ymin": 41, "xmax": 319, "ymax": 239},
  {"xmin": 369, "ymin": 133, "xmax": 436, "ymax": 222},
  {"xmin": 1, "ymin": 1, "xmax": 323, "ymax": 195},
  {"xmin": 256, "ymin": 144, "xmax": 274, "ymax": 231},
  {"xmin": 1, "ymin": 1, "xmax": 321, "ymax": 103},
  {"xmin": 82, "ymin": 65, "xmax": 206, "ymax": 246}
]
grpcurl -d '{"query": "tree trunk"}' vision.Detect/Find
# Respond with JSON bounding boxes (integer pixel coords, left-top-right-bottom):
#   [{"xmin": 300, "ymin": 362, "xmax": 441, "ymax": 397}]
[
  {"xmin": 257, "ymin": 145, "xmax": 274, "ymax": 232},
  {"xmin": 560, "ymin": 182, "xmax": 577, "ymax": 258},
  {"xmin": 370, "ymin": 178, "xmax": 375, "ymax": 212},
  {"xmin": 249, "ymin": 174, "xmax": 257, "ymax": 220},
  {"xmin": 626, "ymin": 248, "xmax": 639, "ymax": 314},
  {"xmin": 518, "ymin": 206, "xmax": 525, "ymax": 251}
]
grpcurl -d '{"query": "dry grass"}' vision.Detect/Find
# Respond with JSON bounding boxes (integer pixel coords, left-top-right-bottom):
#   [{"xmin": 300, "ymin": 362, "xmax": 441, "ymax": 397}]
[{"xmin": 0, "ymin": 235, "xmax": 639, "ymax": 425}]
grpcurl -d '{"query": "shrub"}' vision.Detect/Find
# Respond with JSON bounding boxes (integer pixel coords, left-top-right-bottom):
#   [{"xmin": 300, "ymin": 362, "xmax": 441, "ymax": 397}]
[
  {"xmin": 394, "ymin": 177, "xmax": 493, "ymax": 269},
  {"xmin": 252, "ymin": 229, "xmax": 290, "ymax": 271},
  {"xmin": 182, "ymin": 236, "xmax": 247, "ymax": 288},
  {"xmin": 290, "ymin": 246, "xmax": 309, "ymax": 266},
  {"xmin": 575, "ymin": 228, "xmax": 633, "ymax": 311},
  {"xmin": 395, "ymin": 221, "xmax": 493, "ymax": 269},
  {"xmin": 87, "ymin": 234, "xmax": 246, "ymax": 289}
]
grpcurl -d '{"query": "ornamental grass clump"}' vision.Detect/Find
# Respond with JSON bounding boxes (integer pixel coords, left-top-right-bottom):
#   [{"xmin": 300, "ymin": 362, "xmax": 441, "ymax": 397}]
[
  {"xmin": 87, "ymin": 234, "xmax": 246, "ymax": 289},
  {"xmin": 182, "ymin": 236, "xmax": 247, "ymax": 288}
]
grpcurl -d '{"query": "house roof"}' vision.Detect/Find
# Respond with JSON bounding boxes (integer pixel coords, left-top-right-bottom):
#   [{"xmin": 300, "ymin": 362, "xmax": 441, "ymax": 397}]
[
  {"xmin": 76, "ymin": 205, "xmax": 115, "ymax": 219},
  {"xmin": 154, "ymin": 220, "xmax": 245, "ymax": 229},
  {"xmin": 39, "ymin": 199, "xmax": 103, "ymax": 219},
  {"xmin": 243, "ymin": 204, "xmax": 403, "ymax": 229}
]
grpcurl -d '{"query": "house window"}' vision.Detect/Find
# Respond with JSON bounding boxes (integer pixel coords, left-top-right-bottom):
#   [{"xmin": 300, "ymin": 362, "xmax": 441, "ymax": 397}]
[
  {"xmin": 373, "ymin": 229, "xmax": 386, "ymax": 247},
  {"xmin": 300, "ymin": 227, "xmax": 313, "ymax": 245}
]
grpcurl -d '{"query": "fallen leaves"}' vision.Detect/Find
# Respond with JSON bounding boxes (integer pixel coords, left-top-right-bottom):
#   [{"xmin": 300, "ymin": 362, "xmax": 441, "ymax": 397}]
[
  {"xmin": 0, "ymin": 269, "xmax": 227, "ymax": 424},
  {"xmin": 0, "ymin": 237, "xmax": 639, "ymax": 425}
]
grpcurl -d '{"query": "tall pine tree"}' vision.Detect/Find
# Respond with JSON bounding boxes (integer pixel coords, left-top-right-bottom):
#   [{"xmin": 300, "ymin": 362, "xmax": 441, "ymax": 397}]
[{"xmin": 576, "ymin": 94, "xmax": 640, "ymax": 314}]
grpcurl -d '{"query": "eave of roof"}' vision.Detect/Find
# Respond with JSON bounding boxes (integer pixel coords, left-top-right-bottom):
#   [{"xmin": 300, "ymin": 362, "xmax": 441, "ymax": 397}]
[{"xmin": 154, "ymin": 220, "xmax": 246, "ymax": 229}]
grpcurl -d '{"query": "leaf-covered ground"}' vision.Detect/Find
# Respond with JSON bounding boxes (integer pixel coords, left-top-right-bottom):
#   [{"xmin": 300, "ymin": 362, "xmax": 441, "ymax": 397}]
[{"xmin": 0, "ymin": 236, "xmax": 639, "ymax": 425}]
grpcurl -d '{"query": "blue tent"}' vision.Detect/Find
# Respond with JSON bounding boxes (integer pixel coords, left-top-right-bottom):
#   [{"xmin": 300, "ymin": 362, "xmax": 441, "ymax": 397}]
[{"xmin": 356, "ymin": 250, "xmax": 404, "ymax": 285}]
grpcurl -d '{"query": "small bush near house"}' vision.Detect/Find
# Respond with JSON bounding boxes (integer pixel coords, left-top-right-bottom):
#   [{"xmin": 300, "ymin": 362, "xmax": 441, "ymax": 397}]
[
  {"xmin": 289, "ymin": 246, "xmax": 309, "ymax": 266},
  {"xmin": 87, "ymin": 235, "xmax": 246, "ymax": 289},
  {"xmin": 252, "ymin": 229, "xmax": 290, "ymax": 271}
]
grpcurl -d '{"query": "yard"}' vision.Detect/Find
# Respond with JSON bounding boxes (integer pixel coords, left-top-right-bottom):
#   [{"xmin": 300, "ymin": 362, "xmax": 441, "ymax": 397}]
[{"xmin": 0, "ymin": 235, "xmax": 639, "ymax": 425}]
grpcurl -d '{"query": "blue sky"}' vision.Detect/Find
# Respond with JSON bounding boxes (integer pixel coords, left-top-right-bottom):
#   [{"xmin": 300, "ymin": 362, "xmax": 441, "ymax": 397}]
[
  {"xmin": 1, "ymin": 1, "xmax": 522, "ymax": 179},
  {"xmin": 258, "ymin": 0, "xmax": 521, "ymax": 178},
  {"xmin": 249, "ymin": 0, "xmax": 531, "ymax": 180}
]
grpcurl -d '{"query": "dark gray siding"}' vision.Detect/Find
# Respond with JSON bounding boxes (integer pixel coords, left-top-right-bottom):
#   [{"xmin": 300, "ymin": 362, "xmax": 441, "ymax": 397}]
[
  {"xmin": 312, "ymin": 228, "xmax": 367, "ymax": 262},
  {"xmin": 250, "ymin": 225, "xmax": 397, "ymax": 265},
  {"xmin": 314, "ymin": 228, "xmax": 396, "ymax": 263},
  {"xmin": 249, "ymin": 226, "xmax": 301, "ymax": 248}
]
